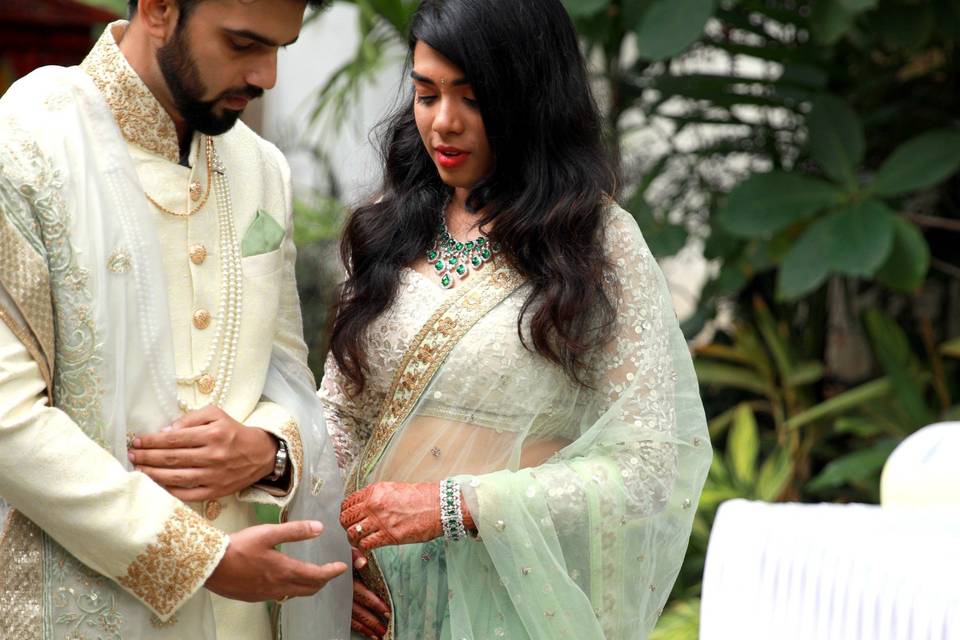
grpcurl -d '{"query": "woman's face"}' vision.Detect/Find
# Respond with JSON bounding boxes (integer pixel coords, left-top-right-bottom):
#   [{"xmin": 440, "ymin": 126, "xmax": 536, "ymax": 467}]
[{"xmin": 412, "ymin": 41, "xmax": 494, "ymax": 193}]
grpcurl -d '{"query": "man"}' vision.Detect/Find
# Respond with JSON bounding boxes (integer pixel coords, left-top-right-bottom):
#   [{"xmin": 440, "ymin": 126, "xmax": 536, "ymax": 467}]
[{"xmin": 0, "ymin": 1, "xmax": 350, "ymax": 638}]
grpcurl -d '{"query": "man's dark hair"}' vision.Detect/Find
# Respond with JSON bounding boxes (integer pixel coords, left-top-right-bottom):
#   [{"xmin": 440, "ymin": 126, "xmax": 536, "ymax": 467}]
[{"xmin": 128, "ymin": 0, "xmax": 327, "ymax": 19}]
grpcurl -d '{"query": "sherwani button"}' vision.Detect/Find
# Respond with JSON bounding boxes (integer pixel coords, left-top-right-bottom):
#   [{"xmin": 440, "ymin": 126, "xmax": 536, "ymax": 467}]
[
  {"xmin": 189, "ymin": 243, "xmax": 207, "ymax": 265},
  {"xmin": 196, "ymin": 374, "xmax": 215, "ymax": 395},
  {"xmin": 204, "ymin": 500, "xmax": 222, "ymax": 520},
  {"xmin": 189, "ymin": 180, "xmax": 202, "ymax": 202},
  {"xmin": 193, "ymin": 309, "xmax": 211, "ymax": 330}
]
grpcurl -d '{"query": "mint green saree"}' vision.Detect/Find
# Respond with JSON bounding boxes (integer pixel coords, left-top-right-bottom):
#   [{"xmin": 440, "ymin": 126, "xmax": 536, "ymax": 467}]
[{"xmin": 321, "ymin": 206, "xmax": 711, "ymax": 639}]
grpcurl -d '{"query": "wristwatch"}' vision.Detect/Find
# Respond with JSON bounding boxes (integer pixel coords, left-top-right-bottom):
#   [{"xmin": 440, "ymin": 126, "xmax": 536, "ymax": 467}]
[{"xmin": 266, "ymin": 438, "xmax": 289, "ymax": 482}]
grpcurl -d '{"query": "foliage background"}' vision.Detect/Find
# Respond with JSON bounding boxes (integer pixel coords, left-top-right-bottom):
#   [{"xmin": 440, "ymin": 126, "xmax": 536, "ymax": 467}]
[{"xmin": 298, "ymin": 0, "xmax": 960, "ymax": 637}]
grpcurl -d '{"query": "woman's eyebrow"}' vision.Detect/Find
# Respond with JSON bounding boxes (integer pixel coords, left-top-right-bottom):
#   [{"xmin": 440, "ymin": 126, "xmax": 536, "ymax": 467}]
[{"xmin": 410, "ymin": 70, "xmax": 470, "ymax": 86}]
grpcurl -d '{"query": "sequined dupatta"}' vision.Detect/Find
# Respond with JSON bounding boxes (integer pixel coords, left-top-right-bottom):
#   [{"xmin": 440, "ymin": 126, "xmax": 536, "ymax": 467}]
[{"xmin": 345, "ymin": 260, "xmax": 526, "ymax": 636}]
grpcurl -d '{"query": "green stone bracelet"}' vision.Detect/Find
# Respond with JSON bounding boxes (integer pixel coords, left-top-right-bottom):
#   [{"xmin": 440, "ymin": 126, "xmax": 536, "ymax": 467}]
[{"xmin": 440, "ymin": 478, "xmax": 467, "ymax": 541}]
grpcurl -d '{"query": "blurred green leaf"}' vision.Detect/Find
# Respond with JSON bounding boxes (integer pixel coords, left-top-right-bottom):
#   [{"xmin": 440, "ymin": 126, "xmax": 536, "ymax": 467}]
[
  {"xmin": 777, "ymin": 200, "xmax": 895, "ymax": 299},
  {"xmin": 695, "ymin": 362, "xmax": 771, "ymax": 395},
  {"xmin": 838, "ymin": 0, "xmax": 877, "ymax": 10},
  {"xmin": 628, "ymin": 195, "xmax": 688, "ymax": 257},
  {"xmin": 874, "ymin": 217, "xmax": 930, "ymax": 292},
  {"xmin": 871, "ymin": 4, "xmax": 936, "ymax": 50},
  {"xmin": 806, "ymin": 438, "xmax": 898, "ymax": 492},
  {"xmin": 634, "ymin": 0, "xmax": 715, "ymax": 60},
  {"xmin": 728, "ymin": 404, "xmax": 760, "ymax": 485},
  {"xmin": 787, "ymin": 378, "xmax": 892, "ymax": 429},
  {"xmin": 718, "ymin": 172, "xmax": 844, "ymax": 238},
  {"xmin": 622, "ymin": 0, "xmax": 655, "ymax": 29},
  {"xmin": 807, "ymin": 95, "xmax": 864, "ymax": 187},
  {"xmin": 753, "ymin": 297, "xmax": 793, "ymax": 385},
  {"xmin": 835, "ymin": 417, "xmax": 886, "ymax": 437},
  {"xmin": 810, "ymin": 0, "xmax": 857, "ymax": 44},
  {"xmin": 786, "ymin": 361, "xmax": 825, "ymax": 386},
  {"xmin": 756, "ymin": 446, "xmax": 794, "ymax": 501},
  {"xmin": 650, "ymin": 598, "xmax": 700, "ymax": 640},
  {"xmin": 864, "ymin": 308, "xmax": 934, "ymax": 427},
  {"xmin": 869, "ymin": 129, "xmax": 960, "ymax": 197},
  {"xmin": 942, "ymin": 337, "xmax": 960, "ymax": 359},
  {"xmin": 561, "ymin": 0, "xmax": 610, "ymax": 18}
]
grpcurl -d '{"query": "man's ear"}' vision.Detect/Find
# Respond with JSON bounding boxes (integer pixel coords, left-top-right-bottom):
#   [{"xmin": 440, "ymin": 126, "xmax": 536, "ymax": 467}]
[{"xmin": 133, "ymin": 0, "xmax": 181, "ymax": 44}]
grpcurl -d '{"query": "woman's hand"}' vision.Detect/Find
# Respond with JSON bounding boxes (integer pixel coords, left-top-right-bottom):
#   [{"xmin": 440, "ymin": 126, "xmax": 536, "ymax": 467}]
[
  {"xmin": 351, "ymin": 548, "xmax": 391, "ymax": 639},
  {"xmin": 340, "ymin": 481, "xmax": 442, "ymax": 551}
]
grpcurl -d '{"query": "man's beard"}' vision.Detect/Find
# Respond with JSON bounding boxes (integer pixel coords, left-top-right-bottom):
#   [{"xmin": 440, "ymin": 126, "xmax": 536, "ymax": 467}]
[{"xmin": 156, "ymin": 26, "xmax": 263, "ymax": 136}]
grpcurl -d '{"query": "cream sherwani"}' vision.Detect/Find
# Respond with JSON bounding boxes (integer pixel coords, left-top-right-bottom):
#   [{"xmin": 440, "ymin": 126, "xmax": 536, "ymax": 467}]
[{"xmin": 0, "ymin": 22, "xmax": 311, "ymax": 639}]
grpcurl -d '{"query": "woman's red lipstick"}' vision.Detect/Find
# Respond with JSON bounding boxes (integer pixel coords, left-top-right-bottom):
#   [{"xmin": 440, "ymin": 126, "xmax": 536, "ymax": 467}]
[{"xmin": 435, "ymin": 145, "xmax": 470, "ymax": 168}]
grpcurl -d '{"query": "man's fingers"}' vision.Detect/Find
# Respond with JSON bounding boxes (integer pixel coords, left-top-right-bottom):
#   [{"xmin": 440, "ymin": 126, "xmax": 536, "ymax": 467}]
[
  {"xmin": 129, "ymin": 447, "xmax": 213, "ymax": 469},
  {"xmin": 135, "ymin": 465, "xmax": 205, "ymax": 488},
  {"xmin": 133, "ymin": 426, "xmax": 209, "ymax": 450},
  {"xmin": 294, "ymin": 561, "xmax": 349, "ymax": 585},
  {"xmin": 172, "ymin": 404, "xmax": 223, "ymax": 429},
  {"xmin": 167, "ymin": 487, "xmax": 218, "ymax": 502},
  {"xmin": 354, "ymin": 579, "xmax": 391, "ymax": 617},
  {"xmin": 259, "ymin": 520, "xmax": 326, "ymax": 547},
  {"xmin": 353, "ymin": 603, "xmax": 387, "ymax": 637}
]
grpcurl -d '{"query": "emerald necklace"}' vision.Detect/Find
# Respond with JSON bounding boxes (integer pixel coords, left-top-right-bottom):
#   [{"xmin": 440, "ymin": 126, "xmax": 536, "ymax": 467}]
[{"xmin": 426, "ymin": 212, "xmax": 501, "ymax": 289}]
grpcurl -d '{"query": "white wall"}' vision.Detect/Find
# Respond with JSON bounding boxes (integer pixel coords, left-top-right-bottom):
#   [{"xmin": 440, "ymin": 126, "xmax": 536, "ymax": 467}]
[{"xmin": 264, "ymin": 3, "xmax": 405, "ymax": 207}]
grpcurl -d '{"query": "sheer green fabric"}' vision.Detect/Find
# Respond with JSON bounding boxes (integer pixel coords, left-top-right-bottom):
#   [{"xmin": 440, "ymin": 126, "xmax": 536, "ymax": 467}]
[{"xmin": 322, "ymin": 206, "xmax": 711, "ymax": 639}]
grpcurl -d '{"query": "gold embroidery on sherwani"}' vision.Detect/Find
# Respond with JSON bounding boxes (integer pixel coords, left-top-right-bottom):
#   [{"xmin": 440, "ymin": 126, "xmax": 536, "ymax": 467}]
[
  {"xmin": 346, "ymin": 259, "xmax": 526, "ymax": 639},
  {"xmin": 279, "ymin": 419, "xmax": 304, "ymax": 487},
  {"xmin": 80, "ymin": 22, "xmax": 180, "ymax": 164},
  {"xmin": 1, "ymin": 124, "xmax": 108, "ymax": 447},
  {"xmin": 0, "ymin": 174, "xmax": 55, "ymax": 385},
  {"xmin": 116, "ymin": 506, "xmax": 227, "ymax": 618},
  {"xmin": 0, "ymin": 511, "xmax": 43, "ymax": 640}
]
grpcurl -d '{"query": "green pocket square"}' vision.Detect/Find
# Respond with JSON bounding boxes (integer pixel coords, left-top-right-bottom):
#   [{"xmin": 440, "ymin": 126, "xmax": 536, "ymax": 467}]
[{"xmin": 241, "ymin": 209, "xmax": 285, "ymax": 258}]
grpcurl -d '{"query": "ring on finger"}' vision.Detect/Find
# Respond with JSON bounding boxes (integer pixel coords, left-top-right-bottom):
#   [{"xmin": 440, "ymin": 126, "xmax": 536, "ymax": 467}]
[{"xmin": 355, "ymin": 524, "xmax": 364, "ymax": 535}]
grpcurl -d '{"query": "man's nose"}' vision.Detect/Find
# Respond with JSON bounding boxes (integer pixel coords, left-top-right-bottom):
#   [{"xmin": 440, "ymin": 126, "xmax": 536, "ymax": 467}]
[{"xmin": 246, "ymin": 50, "xmax": 279, "ymax": 91}]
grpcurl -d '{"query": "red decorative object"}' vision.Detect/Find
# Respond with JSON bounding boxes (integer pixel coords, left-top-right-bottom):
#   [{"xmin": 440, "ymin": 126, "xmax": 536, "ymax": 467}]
[{"xmin": 0, "ymin": 0, "xmax": 118, "ymax": 93}]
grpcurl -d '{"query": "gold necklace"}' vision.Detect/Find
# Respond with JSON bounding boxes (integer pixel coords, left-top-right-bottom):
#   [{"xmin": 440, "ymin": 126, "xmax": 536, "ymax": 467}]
[{"xmin": 144, "ymin": 136, "xmax": 214, "ymax": 217}]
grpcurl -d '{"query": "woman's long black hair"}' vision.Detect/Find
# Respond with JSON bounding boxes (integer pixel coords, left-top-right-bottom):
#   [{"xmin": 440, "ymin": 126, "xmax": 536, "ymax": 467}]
[{"xmin": 330, "ymin": 0, "xmax": 620, "ymax": 393}]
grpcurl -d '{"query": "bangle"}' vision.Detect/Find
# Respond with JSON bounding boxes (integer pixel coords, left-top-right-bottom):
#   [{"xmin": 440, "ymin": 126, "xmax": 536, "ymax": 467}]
[
  {"xmin": 266, "ymin": 439, "xmax": 288, "ymax": 482},
  {"xmin": 439, "ymin": 478, "xmax": 467, "ymax": 541}
]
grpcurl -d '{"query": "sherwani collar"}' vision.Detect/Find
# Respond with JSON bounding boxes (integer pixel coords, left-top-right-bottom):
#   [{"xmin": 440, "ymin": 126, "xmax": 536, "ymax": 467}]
[{"xmin": 80, "ymin": 21, "xmax": 181, "ymax": 164}]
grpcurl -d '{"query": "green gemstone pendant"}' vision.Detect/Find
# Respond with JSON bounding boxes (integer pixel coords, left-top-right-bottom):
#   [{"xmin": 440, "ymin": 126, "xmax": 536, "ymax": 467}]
[{"xmin": 426, "ymin": 210, "xmax": 496, "ymax": 289}]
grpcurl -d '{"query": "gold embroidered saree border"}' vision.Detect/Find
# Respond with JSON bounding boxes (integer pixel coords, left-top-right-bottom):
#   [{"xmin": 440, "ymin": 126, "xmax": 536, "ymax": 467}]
[
  {"xmin": 348, "ymin": 260, "xmax": 526, "ymax": 491},
  {"xmin": 346, "ymin": 260, "xmax": 526, "ymax": 639}
]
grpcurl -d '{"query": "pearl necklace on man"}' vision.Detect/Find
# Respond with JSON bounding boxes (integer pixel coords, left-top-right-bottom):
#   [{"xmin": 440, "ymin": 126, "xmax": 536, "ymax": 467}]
[{"xmin": 167, "ymin": 137, "xmax": 243, "ymax": 411}]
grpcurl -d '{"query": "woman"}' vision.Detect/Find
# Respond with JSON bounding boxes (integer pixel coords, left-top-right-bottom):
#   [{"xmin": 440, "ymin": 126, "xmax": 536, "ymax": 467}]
[{"xmin": 320, "ymin": 0, "xmax": 712, "ymax": 638}]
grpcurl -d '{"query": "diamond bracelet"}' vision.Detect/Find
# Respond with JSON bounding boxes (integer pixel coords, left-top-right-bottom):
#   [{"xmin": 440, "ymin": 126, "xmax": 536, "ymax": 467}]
[{"xmin": 440, "ymin": 478, "xmax": 468, "ymax": 542}]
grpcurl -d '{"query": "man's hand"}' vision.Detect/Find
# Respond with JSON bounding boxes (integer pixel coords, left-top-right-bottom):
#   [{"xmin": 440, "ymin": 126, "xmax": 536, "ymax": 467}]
[
  {"xmin": 206, "ymin": 520, "xmax": 348, "ymax": 602},
  {"xmin": 128, "ymin": 405, "xmax": 278, "ymax": 502}
]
